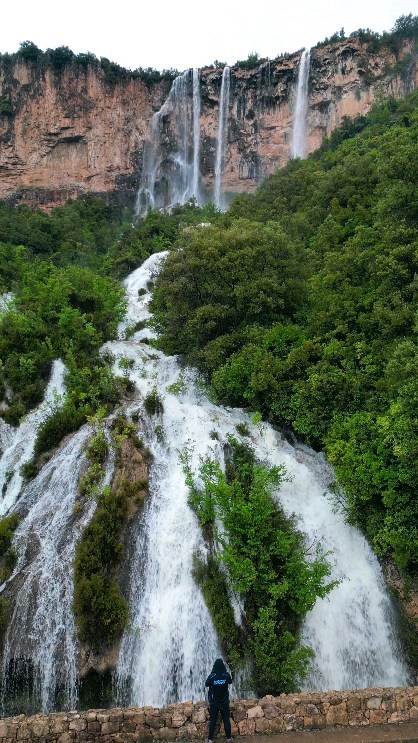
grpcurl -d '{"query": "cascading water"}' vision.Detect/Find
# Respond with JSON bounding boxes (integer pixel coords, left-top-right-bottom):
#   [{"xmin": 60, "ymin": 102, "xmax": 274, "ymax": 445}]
[
  {"xmin": 214, "ymin": 66, "xmax": 231, "ymax": 210},
  {"xmin": 0, "ymin": 252, "xmax": 410, "ymax": 713},
  {"xmin": 291, "ymin": 49, "xmax": 311, "ymax": 159},
  {"xmin": 111, "ymin": 252, "xmax": 409, "ymax": 707},
  {"xmin": 0, "ymin": 362, "xmax": 113, "ymax": 713},
  {"xmin": 191, "ymin": 68, "xmax": 201, "ymax": 204},
  {"xmin": 136, "ymin": 70, "xmax": 201, "ymax": 217},
  {"xmin": 0, "ymin": 360, "xmax": 66, "ymax": 517}
]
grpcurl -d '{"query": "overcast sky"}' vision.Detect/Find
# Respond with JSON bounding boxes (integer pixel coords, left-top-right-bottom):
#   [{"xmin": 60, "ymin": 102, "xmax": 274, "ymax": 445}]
[{"xmin": 1, "ymin": 0, "xmax": 416, "ymax": 72}]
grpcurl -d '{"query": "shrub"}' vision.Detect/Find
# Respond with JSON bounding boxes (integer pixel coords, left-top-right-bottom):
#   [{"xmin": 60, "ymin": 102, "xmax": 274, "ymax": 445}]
[
  {"xmin": 34, "ymin": 403, "xmax": 86, "ymax": 457},
  {"xmin": 144, "ymin": 388, "xmax": 163, "ymax": 416},
  {"xmin": 73, "ymin": 486, "xmax": 130, "ymax": 647}
]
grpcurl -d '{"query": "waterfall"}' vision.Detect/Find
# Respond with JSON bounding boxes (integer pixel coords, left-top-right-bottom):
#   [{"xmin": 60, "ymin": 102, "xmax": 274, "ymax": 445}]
[
  {"xmin": 214, "ymin": 66, "xmax": 231, "ymax": 211},
  {"xmin": 291, "ymin": 49, "xmax": 311, "ymax": 159},
  {"xmin": 0, "ymin": 360, "xmax": 66, "ymax": 517},
  {"xmin": 0, "ymin": 252, "xmax": 411, "ymax": 712},
  {"xmin": 191, "ymin": 68, "xmax": 201, "ymax": 205},
  {"xmin": 111, "ymin": 252, "xmax": 409, "ymax": 707},
  {"xmin": 136, "ymin": 70, "xmax": 201, "ymax": 217}
]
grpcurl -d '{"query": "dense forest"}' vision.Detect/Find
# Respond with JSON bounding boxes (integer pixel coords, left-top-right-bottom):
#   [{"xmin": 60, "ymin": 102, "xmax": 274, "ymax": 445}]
[{"xmin": 0, "ymin": 86, "xmax": 417, "ymax": 694}]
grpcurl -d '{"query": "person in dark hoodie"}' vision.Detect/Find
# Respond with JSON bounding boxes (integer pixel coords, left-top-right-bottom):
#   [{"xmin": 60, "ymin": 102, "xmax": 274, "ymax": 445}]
[{"xmin": 205, "ymin": 658, "xmax": 233, "ymax": 743}]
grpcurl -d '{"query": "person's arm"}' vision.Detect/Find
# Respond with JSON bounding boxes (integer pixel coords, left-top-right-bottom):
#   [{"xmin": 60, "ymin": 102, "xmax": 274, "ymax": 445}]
[
  {"xmin": 205, "ymin": 673, "xmax": 215, "ymax": 687},
  {"xmin": 226, "ymin": 673, "xmax": 233, "ymax": 684}
]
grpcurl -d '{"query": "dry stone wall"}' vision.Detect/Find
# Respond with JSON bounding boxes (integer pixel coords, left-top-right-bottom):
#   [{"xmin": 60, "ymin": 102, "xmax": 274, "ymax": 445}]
[{"xmin": 1, "ymin": 687, "xmax": 418, "ymax": 742}]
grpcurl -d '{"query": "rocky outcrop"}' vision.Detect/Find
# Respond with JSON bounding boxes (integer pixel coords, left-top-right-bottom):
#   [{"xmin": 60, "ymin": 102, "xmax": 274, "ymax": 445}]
[
  {"xmin": 0, "ymin": 38, "xmax": 417, "ymax": 208},
  {"xmin": 78, "ymin": 432, "xmax": 148, "ymax": 682},
  {"xmin": 1, "ymin": 687, "xmax": 418, "ymax": 741}
]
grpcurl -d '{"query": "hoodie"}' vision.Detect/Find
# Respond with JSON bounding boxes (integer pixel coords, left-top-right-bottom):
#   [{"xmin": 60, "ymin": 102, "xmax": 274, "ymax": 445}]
[{"xmin": 205, "ymin": 658, "xmax": 233, "ymax": 703}]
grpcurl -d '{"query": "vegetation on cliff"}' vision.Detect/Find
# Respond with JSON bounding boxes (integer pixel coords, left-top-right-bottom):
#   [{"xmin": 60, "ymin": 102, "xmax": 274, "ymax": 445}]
[
  {"xmin": 152, "ymin": 90, "xmax": 418, "ymax": 578},
  {"xmin": 0, "ymin": 40, "xmax": 178, "ymax": 85},
  {"xmin": 0, "ymin": 197, "xmax": 214, "ymax": 453},
  {"xmin": 185, "ymin": 438, "xmax": 333, "ymax": 694},
  {"xmin": 73, "ymin": 414, "xmax": 148, "ymax": 648}
]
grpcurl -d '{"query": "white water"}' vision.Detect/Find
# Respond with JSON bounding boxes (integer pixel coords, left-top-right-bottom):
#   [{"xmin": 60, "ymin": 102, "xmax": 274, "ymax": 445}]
[
  {"xmin": 291, "ymin": 49, "xmax": 311, "ymax": 159},
  {"xmin": 214, "ymin": 66, "xmax": 231, "ymax": 210},
  {"xmin": 192, "ymin": 68, "xmax": 201, "ymax": 205},
  {"xmin": 0, "ymin": 360, "xmax": 66, "ymax": 517},
  {"xmin": 0, "ymin": 252, "xmax": 410, "ymax": 712},
  {"xmin": 136, "ymin": 70, "xmax": 201, "ymax": 216},
  {"xmin": 111, "ymin": 253, "xmax": 409, "ymax": 707}
]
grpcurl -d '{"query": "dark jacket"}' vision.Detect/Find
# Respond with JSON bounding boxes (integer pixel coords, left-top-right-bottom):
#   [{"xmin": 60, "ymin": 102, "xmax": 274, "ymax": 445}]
[{"xmin": 205, "ymin": 659, "xmax": 233, "ymax": 704}]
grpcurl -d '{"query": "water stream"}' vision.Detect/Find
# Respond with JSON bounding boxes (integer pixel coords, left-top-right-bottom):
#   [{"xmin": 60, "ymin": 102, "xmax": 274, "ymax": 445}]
[
  {"xmin": 214, "ymin": 66, "xmax": 231, "ymax": 210},
  {"xmin": 292, "ymin": 49, "xmax": 311, "ymax": 159},
  {"xmin": 0, "ymin": 251, "xmax": 411, "ymax": 713},
  {"xmin": 111, "ymin": 252, "xmax": 410, "ymax": 707},
  {"xmin": 136, "ymin": 70, "xmax": 201, "ymax": 216}
]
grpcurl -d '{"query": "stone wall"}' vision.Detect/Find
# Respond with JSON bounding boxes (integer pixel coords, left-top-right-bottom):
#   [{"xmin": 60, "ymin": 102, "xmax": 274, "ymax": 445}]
[{"xmin": 1, "ymin": 687, "xmax": 418, "ymax": 742}]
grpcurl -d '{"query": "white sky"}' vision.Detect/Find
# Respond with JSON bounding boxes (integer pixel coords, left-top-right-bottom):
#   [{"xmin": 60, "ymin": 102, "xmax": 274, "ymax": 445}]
[{"xmin": 1, "ymin": 0, "xmax": 416, "ymax": 72}]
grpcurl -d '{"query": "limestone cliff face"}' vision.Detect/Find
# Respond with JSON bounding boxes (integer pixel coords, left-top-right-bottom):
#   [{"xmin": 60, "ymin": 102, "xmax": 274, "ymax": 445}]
[{"xmin": 0, "ymin": 37, "xmax": 417, "ymax": 208}]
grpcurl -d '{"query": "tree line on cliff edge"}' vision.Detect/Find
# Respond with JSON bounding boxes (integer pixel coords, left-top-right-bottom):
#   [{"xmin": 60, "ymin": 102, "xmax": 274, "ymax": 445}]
[{"xmin": 0, "ymin": 13, "xmax": 416, "ymax": 82}]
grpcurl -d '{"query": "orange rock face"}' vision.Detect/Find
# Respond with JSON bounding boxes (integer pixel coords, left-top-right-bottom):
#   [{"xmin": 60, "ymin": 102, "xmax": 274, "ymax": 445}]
[{"xmin": 0, "ymin": 38, "xmax": 416, "ymax": 209}]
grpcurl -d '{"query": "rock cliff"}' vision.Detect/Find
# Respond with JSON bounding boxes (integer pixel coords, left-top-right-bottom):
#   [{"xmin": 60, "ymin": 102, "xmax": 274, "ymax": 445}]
[{"xmin": 0, "ymin": 37, "xmax": 417, "ymax": 209}]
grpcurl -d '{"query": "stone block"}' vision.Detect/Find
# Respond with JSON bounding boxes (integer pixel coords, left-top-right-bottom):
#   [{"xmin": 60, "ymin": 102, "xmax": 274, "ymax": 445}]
[
  {"xmin": 50, "ymin": 718, "xmax": 69, "ymax": 735},
  {"xmin": 410, "ymin": 706, "xmax": 418, "ymax": 720},
  {"xmin": 58, "ymin": 734, "xmax": 74, "ymax": 743},
  {"xmin": 279, "ymin": 701, "xmax": 296, "ymax": 714},
  {"xmin": 16, "ymin": 723, "xmax": 32, "ymax": 740},
  {"xmin": 369, "ymin": 709, "xmax": 388, "ymax": 724},
  {"xmin": 366, "ymin": 696, "xmax": 382, "ymax": 709},
  {"xmin": 283, "ymin": 713, "xmax": 295, "ymax": 731},
  {"xmin": 101, "ymin": 721, "xmax": 121, "ymax": 734},
  {"xmin": 146, "ymin": 715, "xmax": 164, "ymax": 729},
  {"xmin": 182, "ymin": 722, "xmax": 198, "ymax": 738},
  {"xmin": 109, "ymin": 709, "xmax": 124, "ymax": 722},
  {"xmin": 85, "ymin": 711, "xmax": 97, "ymax": 721},
  {"xmin": 247, "ymin": 704, "xmax": 263, "ymax": 719},
  {"xmin": 348, "ymin": 711, "xmax": 368, "ymax": 726},
  {"xmin": 237, "ymin": 718, "xmax": 255, "ymax": 735},
  {"xmin": 171, "ymin": 712, "xmax": 186, "ymax": 728},
  {"xmin": 195, "ymin": 722, "xmax": 208, "ymax": 738},
  {"xmin": 304, "ymin": 715, "xmax": 326, "ymax": 730},
  {"xmin": 256, "ymin": 717, "xmax": 282, "ymax": 733},
  {"xmin": 132, "ymin": 712, "xmax": 145, "ymax": 725},
  {"xmin": 231, "ymin": 708, "xmax": 246, "ymax": 723},
  {"xmin": 389, "ymin": 711, "xmax": 410, "ymax": 723},
  {"xmin": 87, "ymin": 721, "xmax": 101, "ymax": 733},
  {"xmin": 396, "ymin": 694, "xmax": 411, "ymax": 711},
  {"xmin": 96, "ymin": 713, "xmax": 110, "ymax": 723},
  {"xmin": 191, "ymin": 708, "xmax": 206, "ymax": 724},
  {"xmin": 329, "ymin": 695, "xmax": 343, "ymax": 706},
  {"xmin": 153, "ymin": 728, "xmax": 178, "ymax": 741},
  {"xmin": 326, "ymin": 702, "xmax": 348, "ymax": 726},
  {"xmin": 69, "ymin": 718, "xmax": 86, "ymax": 732},
  {"xmin": 263, "ymin": 703, "xmax": 279, "ymax": 719},
  {"xmin": 303, "ymin": 703, "xmax": 319, "ymax": 716}
]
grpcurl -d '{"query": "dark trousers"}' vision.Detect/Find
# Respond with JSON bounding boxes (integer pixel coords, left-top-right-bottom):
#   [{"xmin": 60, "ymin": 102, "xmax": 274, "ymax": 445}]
[{"xmin": 208, "ymin": 700, "xmax": 231, "ymax": 739}]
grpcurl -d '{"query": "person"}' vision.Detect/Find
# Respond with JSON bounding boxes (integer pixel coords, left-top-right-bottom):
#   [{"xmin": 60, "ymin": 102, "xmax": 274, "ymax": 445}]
[{"xmin": 205, "ymin": 658, "xmax": 233, "ymax": 743}]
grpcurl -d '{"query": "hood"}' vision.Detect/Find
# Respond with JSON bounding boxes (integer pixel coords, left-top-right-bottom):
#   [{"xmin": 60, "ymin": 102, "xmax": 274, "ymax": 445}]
[{"xmin": 212, "ymin": 658, "xmax": 227, "ymax": 674}]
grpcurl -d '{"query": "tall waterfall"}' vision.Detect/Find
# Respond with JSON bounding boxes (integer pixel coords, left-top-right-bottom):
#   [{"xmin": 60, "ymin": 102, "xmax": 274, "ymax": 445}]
[
  {"xmin": 291, "ymin": 49, "xmax": 311, "ymax": 159},
  {"xmin": 136, "ymin": 70, "xmax": 201, "ymax": 217},
  {"xmin": 192, "ymin": 68, "xmax": 201, "ymax": 204},
  {"xmin": 0, "ymin": 253, "xmax": 411, "ymax": 713},
  {"xmin": 214, "ymin": 66, "xmax": 231, "ymax": 211},
  {"xmin": 112, "ymin": 253, "xmax": 409, "ymax": 707}
]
